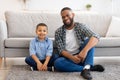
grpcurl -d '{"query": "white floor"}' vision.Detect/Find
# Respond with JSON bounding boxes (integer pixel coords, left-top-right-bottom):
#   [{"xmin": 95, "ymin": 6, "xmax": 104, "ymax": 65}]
[{"xmin": 0, "ymin": 57, "xmax": 120, "ymax": 80}]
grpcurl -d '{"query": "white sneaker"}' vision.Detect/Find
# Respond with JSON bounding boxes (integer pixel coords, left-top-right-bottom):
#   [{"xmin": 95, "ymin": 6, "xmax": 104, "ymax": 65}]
[
  {"xmin": 30, "ymin": 67, "xmax": 34, "ymax": 71},
  {"xmin": 47, "ymin": 66, "xmax": 54, "ymax": 72},
  {"xmin": 52, "ymin": 66, "xmax": 54, "ymax": 72}
]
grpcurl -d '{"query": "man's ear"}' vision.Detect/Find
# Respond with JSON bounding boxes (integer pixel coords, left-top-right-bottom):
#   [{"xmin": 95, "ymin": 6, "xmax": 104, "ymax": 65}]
[{"xmin": 72, "ymin": 13, "xmax": 75, "ymax": 17}]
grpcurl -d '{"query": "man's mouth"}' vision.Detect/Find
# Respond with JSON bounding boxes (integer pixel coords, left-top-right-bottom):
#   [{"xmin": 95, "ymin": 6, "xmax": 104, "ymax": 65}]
[{"xmin": 65, "ymin": 20, "xmax": 70, "ymax": 24}]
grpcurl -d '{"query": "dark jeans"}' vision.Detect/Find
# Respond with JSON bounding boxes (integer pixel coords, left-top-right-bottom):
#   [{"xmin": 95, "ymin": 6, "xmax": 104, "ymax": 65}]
[
  {"xmin": 25, "ymin": 53, "xmax": 59, "ymax": 70},
  {"xmin": 54, "ymin": 39, "xmax": 95, "ymax": 72}
]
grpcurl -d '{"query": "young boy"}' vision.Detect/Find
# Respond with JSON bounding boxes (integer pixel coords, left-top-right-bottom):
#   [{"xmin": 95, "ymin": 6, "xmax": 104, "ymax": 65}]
[{"xmin": 25, "ymin": 23, "xmax": 54, "ymax": 71}]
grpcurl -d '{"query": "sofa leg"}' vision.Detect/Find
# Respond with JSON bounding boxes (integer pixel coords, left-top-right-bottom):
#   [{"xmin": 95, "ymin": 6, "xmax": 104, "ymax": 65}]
[
  {"xmin": 0, "ymin": 57, "xmax": 2, "ymax": 60},
  {"xmin": 0, "ymin": 57, "xmax": 2, "ymax": 65},
  {"xmin": 0, "ymin": 57, "xmax": 6, "ymax": 67},
  {"xmin": 4, "ymin": 57, "xmax": 6, "ymax": 67}
]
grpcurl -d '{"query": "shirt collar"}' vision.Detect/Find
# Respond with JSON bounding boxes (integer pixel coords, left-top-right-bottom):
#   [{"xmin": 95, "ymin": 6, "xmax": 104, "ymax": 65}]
[
  {"xmin": 35, "ymin": 36, "xmax": 48, "ymax": 42},
  {"xmin": 63, "ymin": 22, "xmax": 77, "ymax": 31}
]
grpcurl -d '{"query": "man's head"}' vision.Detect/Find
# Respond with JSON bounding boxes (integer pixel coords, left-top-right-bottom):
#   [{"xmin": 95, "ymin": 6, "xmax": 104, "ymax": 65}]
[
  {"xmin": 60, "ymin": 7, "xmax": 75, "ymax": 28},
  {"xmin": 36, "ymin": 23, "xmax": 48, "ymax": 40}
]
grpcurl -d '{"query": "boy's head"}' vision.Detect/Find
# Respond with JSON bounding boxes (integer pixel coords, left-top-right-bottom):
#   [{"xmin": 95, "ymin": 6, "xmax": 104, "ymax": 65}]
[{"xmin": 36, "ymin": 23, "xmax": 48, "ymax": 40}]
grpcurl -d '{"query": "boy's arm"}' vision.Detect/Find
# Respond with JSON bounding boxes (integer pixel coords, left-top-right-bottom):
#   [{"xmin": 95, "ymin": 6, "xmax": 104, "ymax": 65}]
[
  {"xmin": 43, "ymin": 56, "xmax": 51, "ymax": 66},
  {"xmin": 31, "ymin": 54, "xmax": 43, "ymax": 71},
  {"xmin": 41, "ymin": 39, "xmax": 53, "ymax": 71},
  {"xmin": 29, "ymin": 40, "xmax": 43, "ymax": 70},
  {"xmin": 42, "ymin": 56, "xmax": 51, "ymax": 71},
  {"xmin": 31, "ymin": 54, "xmax": 42, "ymax": 65}
]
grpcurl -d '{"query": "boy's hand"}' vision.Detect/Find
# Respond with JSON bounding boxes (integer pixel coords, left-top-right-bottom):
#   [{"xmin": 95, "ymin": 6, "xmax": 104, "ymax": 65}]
[
  {"xmin": 37, "ymin": 62, "xmax": 43, "ymax": 71},
  {"xmin": 41, "ymin": 64, "xmax": 47, "ymax": 71}
]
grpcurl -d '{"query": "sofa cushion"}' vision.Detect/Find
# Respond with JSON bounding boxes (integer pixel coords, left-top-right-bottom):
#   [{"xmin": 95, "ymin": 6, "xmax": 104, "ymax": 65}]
[
  {"xmin": 5, "ymin": 37, "xmax": 120, "ymax": 48},
  {"xmin": 74, "ymin": 13, "xmax": 111, "ymax": 37},
  {"xmin": 5, "ymin": 38, "xmax": 55, "ymax": 48},
  {"xmin": 5, "ymin": 11, "xmax": 111, "ymax": 38},
  {"xmin": 5, "ymin": 38, "xmax": 33, "ymax": 48},
  {"xmin": 96, "ymin": 37, "xmax": 120, "ymax": 47},
  {"xmin": 106, "ymin": 16, "xmax": 120, "ymax": 37},
  {"xmin": 5, "ymin": 11, "xmax": 62, "ymax": 38}
]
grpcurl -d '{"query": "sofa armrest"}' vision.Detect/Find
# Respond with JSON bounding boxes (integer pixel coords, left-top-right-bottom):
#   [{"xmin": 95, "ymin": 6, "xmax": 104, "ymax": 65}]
[{"xmin": 0, "ymin": 20, "xmax": 8, "ymax": 57}]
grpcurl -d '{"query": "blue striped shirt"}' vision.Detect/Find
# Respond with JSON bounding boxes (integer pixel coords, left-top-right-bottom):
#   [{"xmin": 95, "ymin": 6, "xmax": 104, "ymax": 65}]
[{"xmin": 29, "ymin": 37, "xmax": 53, "ymax": 60}]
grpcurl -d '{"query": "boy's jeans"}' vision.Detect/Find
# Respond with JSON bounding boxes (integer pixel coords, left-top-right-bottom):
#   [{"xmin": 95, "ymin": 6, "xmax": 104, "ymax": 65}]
[
  {"xmin": 54, "ymin": 39, "xmax": 94, "ymax": 72},
  {"xmin": 25, "ymin": 53, "xmax": 59, "ymax": 70}
]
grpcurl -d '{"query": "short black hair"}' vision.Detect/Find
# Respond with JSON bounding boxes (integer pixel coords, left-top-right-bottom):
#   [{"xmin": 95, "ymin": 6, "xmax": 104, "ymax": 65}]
[
  {"xmin": 61, "ymin": 7, "xmax": 72, "ymax": 13},
  {"xmin": 36, "ymin": 23, "xmax": 48, "ymax": 30}
]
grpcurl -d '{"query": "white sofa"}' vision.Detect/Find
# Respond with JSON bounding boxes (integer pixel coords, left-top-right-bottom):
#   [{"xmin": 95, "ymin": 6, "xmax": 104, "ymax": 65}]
[{"xmin": 0, "ymin": 11, "xmax": 120, "ymax": 59}]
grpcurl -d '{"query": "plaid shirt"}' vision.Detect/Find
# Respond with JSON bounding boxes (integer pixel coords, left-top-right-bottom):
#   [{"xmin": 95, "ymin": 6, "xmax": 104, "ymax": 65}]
[{"xmin": 55, "ymin": 22, "xmax": 100, "ymax": 54}]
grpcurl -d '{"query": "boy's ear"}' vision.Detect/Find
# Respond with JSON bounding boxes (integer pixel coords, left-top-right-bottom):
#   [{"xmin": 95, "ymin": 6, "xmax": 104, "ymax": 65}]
[
  {"xmin": 35, "ymin": 30, "xmax": 37, "ymax": 33},
  {"xmin": 47, "ymin": 30, "xmax": 48, "ymax": 33}
]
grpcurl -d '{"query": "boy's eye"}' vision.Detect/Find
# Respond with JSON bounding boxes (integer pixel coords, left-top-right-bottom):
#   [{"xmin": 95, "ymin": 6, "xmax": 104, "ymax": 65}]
[
  {"xmin": 43, "ymin": 30, "xmax": 46, "ymax": 32},
  {"xmin": 38, "ymin": 30, "xmax": 46, "ymax": 32},
  {"xmin": 39, "ymin": 30, "xmax": 42, "ymax": 32}
]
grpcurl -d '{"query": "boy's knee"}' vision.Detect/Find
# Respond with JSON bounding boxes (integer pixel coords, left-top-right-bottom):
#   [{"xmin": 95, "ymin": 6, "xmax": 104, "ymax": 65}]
[
  {"xmin": 25, "ymin": 57, "xmax": 29, "ymax": 63},
  {"xmin": 25, "ymin": 56, "xmax": 32, "ymax": 64}
]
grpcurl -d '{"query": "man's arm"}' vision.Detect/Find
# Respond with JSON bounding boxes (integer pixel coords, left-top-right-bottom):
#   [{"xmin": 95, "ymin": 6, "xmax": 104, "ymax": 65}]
[
  {"xmin": 61, "ymin": 50, "xmax": 81, "ymax": 63},
  {"xmin": 78, "ymin": 36, "xmax": 99, "ymax": 62},
  {"xmin": 55, "ymin": 29, "xmax": 81, "ymax": 63}
]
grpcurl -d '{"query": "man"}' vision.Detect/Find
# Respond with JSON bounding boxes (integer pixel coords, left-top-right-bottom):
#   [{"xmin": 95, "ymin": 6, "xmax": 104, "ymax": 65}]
[{"xmin": 54, "ymin": 7, "xmax": 104, "ymax": 80}]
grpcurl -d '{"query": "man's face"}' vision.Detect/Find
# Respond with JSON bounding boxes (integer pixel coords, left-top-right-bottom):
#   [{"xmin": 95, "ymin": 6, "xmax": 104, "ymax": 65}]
[{"xmin": 61, "ymin": 10, "xmax": 74, "ymax": 27}]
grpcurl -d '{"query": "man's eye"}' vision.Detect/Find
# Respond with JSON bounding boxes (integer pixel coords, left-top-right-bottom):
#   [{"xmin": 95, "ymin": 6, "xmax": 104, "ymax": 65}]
[
  {"xmin": 62, "ymin": 16, "xmax": 65, "ymax": 19},
  {"xmin": 66, "ymin": 14, "xmax": 70, "ymax": 17}
]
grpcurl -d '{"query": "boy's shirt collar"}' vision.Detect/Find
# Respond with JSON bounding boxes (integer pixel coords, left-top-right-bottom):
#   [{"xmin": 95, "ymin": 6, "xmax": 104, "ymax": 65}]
[{"xmin": 35, "ymin": 36, "xmax": 48, "ymax": 42}]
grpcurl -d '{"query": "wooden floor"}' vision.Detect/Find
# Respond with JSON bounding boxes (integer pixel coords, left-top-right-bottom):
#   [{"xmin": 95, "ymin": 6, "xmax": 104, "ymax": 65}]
[
  {"xmin": 0, "ymin": 57, "xmax": 120, "ymax": 80},
  {"xmin": 0, "ymin": 57, "xmax": 26, "ymax": 80}
]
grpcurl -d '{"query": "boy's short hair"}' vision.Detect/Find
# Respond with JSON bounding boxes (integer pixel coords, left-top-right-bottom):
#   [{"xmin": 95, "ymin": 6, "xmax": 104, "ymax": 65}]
[
  {"xmin": 61, "ymin": 7, "xmax": 72, "ymax": 14},
  {"xmin": 36, "ymin": 23, "xmax": 48, "ymax": 30}
]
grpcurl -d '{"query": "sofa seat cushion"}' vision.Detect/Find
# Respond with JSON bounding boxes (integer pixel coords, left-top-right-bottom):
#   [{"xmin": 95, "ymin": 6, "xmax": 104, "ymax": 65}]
[
  {"xmin": 96, "ymin": 37, "xmax": 120, "ymax": 47},
  {"xmin": 5, "ymin": 38, "xmax": 33, "ymax": 48},
  {"xmin": 5, "ymin": 37, "xmax": 120, "ymax": 48},
  {"xmin": 5, "ymin": 38, "xmax": 55, "ymax": 48}
]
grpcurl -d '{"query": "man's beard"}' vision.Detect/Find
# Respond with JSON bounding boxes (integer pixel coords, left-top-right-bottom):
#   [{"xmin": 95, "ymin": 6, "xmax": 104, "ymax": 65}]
[{"xmin": 63, "ymin": 18, "xmax": 74, "ymax": 28}]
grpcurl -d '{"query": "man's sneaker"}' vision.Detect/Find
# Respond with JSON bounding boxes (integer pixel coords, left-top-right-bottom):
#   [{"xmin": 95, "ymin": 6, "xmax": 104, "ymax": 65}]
[
  {"xmin": 48, "ymin": 66, "xmax": 54, "ymax": 72},
  {"xmin": 30, "ymin": 67, "xmax": 34, "ymax": 71},
  {"xmin": 81, "ymin": 69, "xmax": 92, "ymax": 79},
  {"xmin": 90, "ymin": 64, "xmax": 105, "ymax": 72}
]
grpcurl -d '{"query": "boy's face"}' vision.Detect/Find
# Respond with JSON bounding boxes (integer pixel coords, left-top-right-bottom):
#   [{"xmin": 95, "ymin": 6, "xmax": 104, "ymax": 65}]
[{"xmin": 36, "ymin": 26, "xmax": 48, "ymax": 40}]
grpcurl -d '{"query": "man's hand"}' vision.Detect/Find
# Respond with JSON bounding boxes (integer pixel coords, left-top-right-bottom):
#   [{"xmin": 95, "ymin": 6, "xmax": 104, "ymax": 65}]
[
  {"xmin": 78, "ymin": 50, "xmax": 87, "ymax": 62},
  {"xmin": 71, "ymin": 55, "xmax": 82, "ymax": 64}
]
